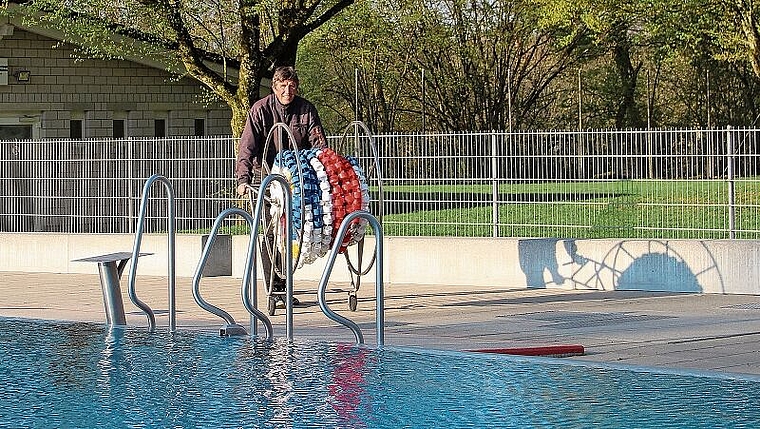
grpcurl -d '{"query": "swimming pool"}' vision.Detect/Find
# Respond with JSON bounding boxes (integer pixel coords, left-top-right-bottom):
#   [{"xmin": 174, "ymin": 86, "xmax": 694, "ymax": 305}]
[{"xmin": 1, "ymin": 317, "xmax": 758, "ymax": 428}]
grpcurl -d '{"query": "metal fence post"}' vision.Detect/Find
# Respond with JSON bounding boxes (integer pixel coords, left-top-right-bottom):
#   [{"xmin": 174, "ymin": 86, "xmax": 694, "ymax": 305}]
[
  {"xmin": 127, "ymin": 137, "xmax": 135, "ymax": 234},
  {"xmin": 491, "ymin": 132, "xmax": 499, "ymax": 238},
  {"xmin": 727, "ymin": 126, "xmax": 736, "ymax": 239}
]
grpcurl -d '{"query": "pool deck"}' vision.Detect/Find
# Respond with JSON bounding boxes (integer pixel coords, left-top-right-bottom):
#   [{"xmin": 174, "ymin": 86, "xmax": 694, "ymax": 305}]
[{"xmin": 2, "ymin": 271, "xmax": 760, "ymax": 377}]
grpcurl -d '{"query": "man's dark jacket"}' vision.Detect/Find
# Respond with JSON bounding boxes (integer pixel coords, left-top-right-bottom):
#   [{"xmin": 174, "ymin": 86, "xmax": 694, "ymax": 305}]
[{"xmin": 236, "ymin": 93, "xmax": 326, "ymax": 186}]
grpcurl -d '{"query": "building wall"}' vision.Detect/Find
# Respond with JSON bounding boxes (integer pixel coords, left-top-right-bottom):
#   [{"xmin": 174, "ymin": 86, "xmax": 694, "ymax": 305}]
[{"xmin": 0, "ymin": 25, "xmax": 232, "ymax": 138}]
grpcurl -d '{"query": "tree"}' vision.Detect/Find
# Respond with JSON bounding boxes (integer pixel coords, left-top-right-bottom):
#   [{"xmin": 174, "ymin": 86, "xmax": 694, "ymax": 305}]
[
  {"xmin": 3, "ymin": 0, "xmax": 355, "ymax": 137},
  {"xmin": 537, "ymin": 0, "xmax": 657, "ymax": 128},
  {"xmin": 299, "ymin": 0, "xmax": 426, "ymax": 133},
  {"xmin": 302, "ymin": 0, "xmax": 594, "ymax": 132},
  {"xmin": 693, "ymin": 0, "xmax": 760, "ymax": 81}
]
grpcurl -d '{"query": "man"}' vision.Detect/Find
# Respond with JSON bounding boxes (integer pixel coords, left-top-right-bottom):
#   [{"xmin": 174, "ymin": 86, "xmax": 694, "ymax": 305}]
[{"xmin": 235, "ymin": 66, "xmax": 327, "ymax": 308}]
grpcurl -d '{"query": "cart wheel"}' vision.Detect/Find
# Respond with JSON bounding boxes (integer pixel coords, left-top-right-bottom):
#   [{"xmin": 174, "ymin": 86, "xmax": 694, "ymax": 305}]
[
  {"xmin": 348, "ymin": 294, "xmax": 357, "ymax": 312},
  {"xmin": 268, "ymin": 296, "xmax": 277, "ymax": 316}
]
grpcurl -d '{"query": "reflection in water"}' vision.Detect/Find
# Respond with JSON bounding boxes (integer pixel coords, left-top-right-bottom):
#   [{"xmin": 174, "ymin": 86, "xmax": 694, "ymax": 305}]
[
  {"xmin": 48, "ymin": 322, "xmax": 104, "ymax": 389},
  {"xmin": 263, "ymin": 340, "xmax": 298, "ymax": 427},
  {"xmin": 328, "ymin": 343, "xmax": 370, "ymax": 428},
  {"xmin": 96, "ymin": 328, "xmax": 124, "ymax": 401}
]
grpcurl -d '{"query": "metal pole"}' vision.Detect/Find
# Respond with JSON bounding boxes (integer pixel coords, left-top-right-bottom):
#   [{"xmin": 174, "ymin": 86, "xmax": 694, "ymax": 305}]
[
  {"xmin": 647, "ymin": 69, "xmax": 654, "ymax": 179},
  {"xmin": 646, "ymin": 69, "xmax": 651, "ymax": 129},
  {"xmin": 707, "ymin": 70, "xmax": 711, "ymax": 129},
  {"xmin": 167, "ymin": 180, "xmax": 176, "ymax": 332},
  {"xmin": 355, "ymin": 68, "xmax": 359, "ymax": 121},
  {"xmin": 97, "ymin": 262, "xmax": 127, "ymax": 326},
  {"xmin": 727, "ymin": 126, "xmax": 736, "ymax": 239},
  {"xmin": 578, "ymin": 69, "xmax": 582, "ymax": 131},
  {"xmin": 706, "ymin": 70, "xmax": 714, "ymax": 178},
  {"xmin": 128, "ymin": 138, "xmax": 134, "ymax": 234},
  {"xmin": 507, "ymin": 68, "xmax": 512, "ymax": 133},
  {"xmin": 422, "ymin": 69, "xmax": 426, "ymax": 132},
  {"xmin": 491, "ymin": 133, "xmax": 499, "ymax": 237}
]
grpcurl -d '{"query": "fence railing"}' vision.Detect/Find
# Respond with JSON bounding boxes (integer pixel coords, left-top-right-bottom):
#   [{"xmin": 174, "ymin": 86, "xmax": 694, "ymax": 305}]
[{"xmin": 2, "ymin": 127, "xmax": 759, "ymax": 239}]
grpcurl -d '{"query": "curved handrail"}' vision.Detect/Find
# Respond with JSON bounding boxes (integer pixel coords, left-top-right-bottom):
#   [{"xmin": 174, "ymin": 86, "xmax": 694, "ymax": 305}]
[
  {"xmin": 317, "ymin": 210, "xmax": 384, "ymax": 345},
  {"xmin": 127, "ymin": 174, "xmax": 176, "ymax": 333},
  {"xmin": 339, "ymin": 121, "xmax": 384, "ymax": 277},
  {"xmin": 261, "ymin": 122, "xmax": 305, "ymax": 271},
  {"xmin": 192, "ymin": 207, "xmax": 274, "ymax": 339},
  {"xmin": 340, "ymin": 120, "xmax": 384, "ymax": 224},
  {"xmin": 247, "ymin": 174, "xmax": 295, "ymax": 340}
]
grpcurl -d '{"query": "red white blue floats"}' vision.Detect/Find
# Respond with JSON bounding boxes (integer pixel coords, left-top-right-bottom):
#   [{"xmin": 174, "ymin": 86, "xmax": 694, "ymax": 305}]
[{"xmin": 269, "ymin": 147, "xmax": 370, "ymax": 267}]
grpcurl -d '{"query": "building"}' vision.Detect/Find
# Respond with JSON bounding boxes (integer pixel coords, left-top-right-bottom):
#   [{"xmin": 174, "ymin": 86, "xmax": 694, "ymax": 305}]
[
  {"xmin": 0, "ymin": 17, "xmax": 237, "ymax": 232},
  {"xmin": 0, "ymin": 18, "xmax": 233, "ymax": 140}
]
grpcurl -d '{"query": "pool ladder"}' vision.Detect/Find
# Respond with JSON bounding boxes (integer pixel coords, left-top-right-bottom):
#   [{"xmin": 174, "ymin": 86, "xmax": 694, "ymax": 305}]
[
  {"xmin": 124, "ymin": 173, "xmax": 281, "ymax": 338},
  {"xmin": 126, "ymin": 174, "xmax": 177, "ymax": 333},
  {"xmin": 123, "ymin": 174, "xmax": 385, "ymax": 345},
  {"xmin": 197, "ymin": 175, "xmax": 386, "ymax": 345}
]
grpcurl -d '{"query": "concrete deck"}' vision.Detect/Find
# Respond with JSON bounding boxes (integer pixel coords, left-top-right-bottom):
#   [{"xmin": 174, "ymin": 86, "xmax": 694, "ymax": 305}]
[{"xmin": 2, "ymin": 271, "xmax": 760, "ymax": 377}]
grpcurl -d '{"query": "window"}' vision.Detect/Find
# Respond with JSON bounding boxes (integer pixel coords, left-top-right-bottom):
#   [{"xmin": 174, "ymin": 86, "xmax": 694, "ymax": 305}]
[
  {"xmin": 154, "ymin": 119, "xmax": 166, "ymax": 137},
  {"xmin": 0, "ymin": 125, "xmax": 32, "ymax": 140},
  {"xmin": 194, "ymin": 118, "xmax": 205, "ymax": 136},
  {"xmin": 70, "ymin": 120, "xmax": 83, "ymax": 139},
  {"xmin": 113, "ymin": 120, "xmax": 125, "ymax": 138}
]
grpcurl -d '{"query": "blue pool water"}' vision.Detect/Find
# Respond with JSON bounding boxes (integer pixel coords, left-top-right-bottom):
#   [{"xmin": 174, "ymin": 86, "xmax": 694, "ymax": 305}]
[{"xmin": 1, "ymin": 317, "xmax": 759, "ymax": 428}]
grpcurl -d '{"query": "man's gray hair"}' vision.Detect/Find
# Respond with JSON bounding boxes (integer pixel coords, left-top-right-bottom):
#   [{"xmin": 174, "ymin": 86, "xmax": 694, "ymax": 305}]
[{"xmin": 272, "ymin": 66, "xmax": 299, "ymax": 87}]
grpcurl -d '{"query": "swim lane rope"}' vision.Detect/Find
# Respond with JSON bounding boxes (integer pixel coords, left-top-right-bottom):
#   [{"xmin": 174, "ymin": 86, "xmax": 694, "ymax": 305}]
[{"xmin": 268, "ymin": 147, "xmax": 370, "ymax": 268}]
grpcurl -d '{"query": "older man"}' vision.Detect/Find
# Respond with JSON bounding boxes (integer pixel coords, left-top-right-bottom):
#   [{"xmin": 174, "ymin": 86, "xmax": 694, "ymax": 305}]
[{"xmin": 235, "ymin": 66, "xmax": 327, "ymax": 309}]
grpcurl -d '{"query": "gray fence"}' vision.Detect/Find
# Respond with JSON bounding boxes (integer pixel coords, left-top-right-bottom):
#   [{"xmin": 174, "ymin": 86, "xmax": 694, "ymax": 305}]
[{"xmin": 2, "ymin": 127, "xmax": 759, "ymax": 238}]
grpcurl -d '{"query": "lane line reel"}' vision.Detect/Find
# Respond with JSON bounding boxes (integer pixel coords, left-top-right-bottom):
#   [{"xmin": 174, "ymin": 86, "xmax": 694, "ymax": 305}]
[{"xmin": 249, "ymin": 121, "xmax": 383, "ymax": 313}]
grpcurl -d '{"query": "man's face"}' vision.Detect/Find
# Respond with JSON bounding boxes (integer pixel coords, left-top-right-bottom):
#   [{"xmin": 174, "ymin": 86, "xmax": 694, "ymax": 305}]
[{"xmin": 274, "ymin": 80, "xmax": 298, "ymax": 105}]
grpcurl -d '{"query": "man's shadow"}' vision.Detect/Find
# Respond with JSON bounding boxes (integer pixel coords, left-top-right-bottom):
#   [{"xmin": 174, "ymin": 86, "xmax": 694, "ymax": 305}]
[{"xmin": 517, "ymin": 238, "xmax": 574, "ymax": 288}]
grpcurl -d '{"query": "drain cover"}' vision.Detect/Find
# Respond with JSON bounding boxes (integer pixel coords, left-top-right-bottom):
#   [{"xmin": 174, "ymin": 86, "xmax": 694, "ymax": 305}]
[
  {"xmin": 723, "ymin": 303, "xmax": 760, "ymax": 310},
  {"xmin": 358, "ymin": 321, "xmax": 408, "ymax": 329},
  {"xmin": 500, "ymin": 311, "xmax": 675, "ymax": 329}
]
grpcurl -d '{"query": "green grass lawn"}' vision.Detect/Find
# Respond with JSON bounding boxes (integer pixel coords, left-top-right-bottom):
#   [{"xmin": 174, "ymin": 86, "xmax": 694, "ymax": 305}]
[
  {"xmin": 208, "ymin": 178, "xmax": 760, "ymax": 239},
  {"xmin": 379, "ymin": 179, "xmax": 760, "ymax": 239}
]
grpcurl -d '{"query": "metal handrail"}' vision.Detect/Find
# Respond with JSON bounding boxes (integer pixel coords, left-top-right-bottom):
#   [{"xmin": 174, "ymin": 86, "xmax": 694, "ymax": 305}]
[
  {"xmin": 192, "ymin": 207, "xmax": 274, "ymax": 339},
  {"xmin": 339, "ymin": 121, "xmax": 384, "ymax": 302},
  {"xmin": 247, "ymin": 174, "xmax": 295, "ymax": 340},
  {"xmin": 126, "ymin": 174, "xmax": 176, "ymax": 333},
  {"xmin": 260, "ymin": 122, "xmax": 305, "ymax": 271},
  {"xmin": 191, "ymin": 174, "xmax": 293, "ymax": 340},
  {"xmin": 342, "ymin": 120, "xmax": 384, "ymax": 227},
  {"xmin": 317, "ymin": 210, "xmax": 385, "ymax": 345}
]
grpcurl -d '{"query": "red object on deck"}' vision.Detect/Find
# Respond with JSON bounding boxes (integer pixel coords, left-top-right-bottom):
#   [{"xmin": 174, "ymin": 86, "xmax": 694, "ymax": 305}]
[{"xmin": 468, "ymin": 344, "xmax": 585, "ymax": 358}]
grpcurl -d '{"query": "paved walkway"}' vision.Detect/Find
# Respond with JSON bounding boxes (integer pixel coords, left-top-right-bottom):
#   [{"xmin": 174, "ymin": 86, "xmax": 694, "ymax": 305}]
[{"xmin": 2, "ymin": 271, "xmax": 760, "ymax": 377}]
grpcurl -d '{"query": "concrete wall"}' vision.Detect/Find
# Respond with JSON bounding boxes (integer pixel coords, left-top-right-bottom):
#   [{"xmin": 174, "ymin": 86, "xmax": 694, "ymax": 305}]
[
  {"xmin": 0, "ymin": 233, "xmax": 230, "ymax": 278},
  {"xmin": 1, "ymin": 233, "xmax": 758, "ymax": 295}
]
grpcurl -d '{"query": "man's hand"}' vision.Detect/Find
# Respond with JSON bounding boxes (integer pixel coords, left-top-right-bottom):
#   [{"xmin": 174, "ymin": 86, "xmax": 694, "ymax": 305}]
[
  {"xmin": 310, "ymin": 127, "xmax": 327, "ymax": 149},
  {"xmin": 236, "ymin": 183, "xmax": 249, "ymax": 196}
]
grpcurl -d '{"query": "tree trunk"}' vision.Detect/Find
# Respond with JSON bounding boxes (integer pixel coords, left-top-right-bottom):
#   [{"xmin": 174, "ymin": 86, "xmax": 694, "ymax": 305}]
[
  {"xmin": 612, "ymin": 28, "xmax": 644, "ymax": 128},
  {"xmin": 229, "ymin": 101, "xmax": 248, "ymax": 141},
  {"xmin": 740, "ymin": 6, "xmax": 760, "ymax": 79}
]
